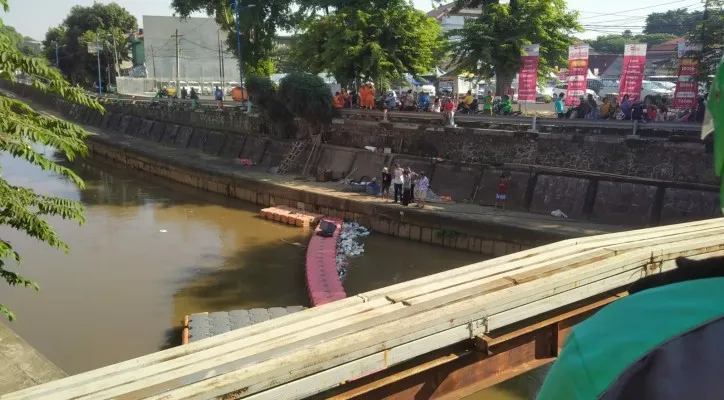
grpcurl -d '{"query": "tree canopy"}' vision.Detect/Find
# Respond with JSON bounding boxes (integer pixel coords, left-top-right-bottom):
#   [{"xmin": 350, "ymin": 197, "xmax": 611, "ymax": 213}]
[
  {"xmin": 171, "ymin": 0, "xmax": 295, "ymax": 77},
  {"xmin": 693, "ymin": 0, "xmax": 723, "ymax": 77},
  {"xmin": 644, "ymin": 7, "xmax": 703, "ymax": 36},
  {"xmin": 0, "ymin": 24, "xmax": 39, "ymax": 56},
  {"xmin": 0, "ymin": 0, "xmax": 103, "ymax": 321},
  {"xmin": 586, "ymin": 33, "xmax": 677, "ymax": 54},
  {"xmin": 293, "ymin": 0, "xmax": 446, "ymax": 87},
  {"xmin": 41, "ymin": 2, "xmax": 137, "ymax": 86},
  {"xmin": 449, "ymin": 0, "xmax": 580, "ymax": 94}
]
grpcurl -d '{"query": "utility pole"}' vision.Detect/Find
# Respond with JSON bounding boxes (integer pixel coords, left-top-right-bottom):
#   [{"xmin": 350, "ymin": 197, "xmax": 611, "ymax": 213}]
[
  {"xmin": 111, "ymin": 33, "xmax": 119, "ymax": 81},
  {"xmin": 150, "ymin": 45, "xmax": 157, "ymax": 79},
  {"xmin": 233, "ymin": 0, "xmax": 244, "ymax": 89},
  {"xmin": 96, "ymin": 33, "xmax": 102, "ymax": 97},
  {"xmin": 217, "ymin": 29, "xmax": 223, "ymax": 87},
  {"xmin": 171, "ymin": 29, "xmax": 183, "ymax": 95},
  {"xmin": 54, "ymin": 42, "xmax": 59, "ymax": 68}
]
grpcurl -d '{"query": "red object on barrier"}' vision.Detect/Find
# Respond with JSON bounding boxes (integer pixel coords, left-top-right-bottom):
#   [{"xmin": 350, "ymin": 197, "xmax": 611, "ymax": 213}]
[{"xmin": 305, "ymin": 217, "xmax": 346, "ymax": 306}]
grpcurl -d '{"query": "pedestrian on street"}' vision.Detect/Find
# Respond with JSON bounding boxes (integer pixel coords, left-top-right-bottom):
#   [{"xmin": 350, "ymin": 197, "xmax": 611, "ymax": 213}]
[
  {"xmin": 415, "ymin": 172, "xmax": 429, "ymax": 208},
  {"xmin": 392, "ymin": 164, "xmax": 403, "ymax": 203},
  {"xmin": 381, "ymin": 167, "xmax": 392, "ymax": 201}
]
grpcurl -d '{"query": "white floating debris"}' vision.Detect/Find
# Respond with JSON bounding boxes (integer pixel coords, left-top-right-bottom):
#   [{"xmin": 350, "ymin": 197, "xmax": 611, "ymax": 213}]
[
  {"xmin": 159, "ymin": 229, "xmax": 168, "ymax": 233},
  {"xmin": 335, "ymin": 222, "xmax": 370, "ymax": 281}
]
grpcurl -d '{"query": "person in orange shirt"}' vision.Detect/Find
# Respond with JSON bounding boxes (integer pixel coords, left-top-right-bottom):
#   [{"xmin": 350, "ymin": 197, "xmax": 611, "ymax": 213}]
[
  {"xmin": 359, "ymin": 84, "xmax": 368, "ymax": 108},
  {"xmin": 365, "ymin": 83, "xmax": 376, "ymax": 110},
  {"xmin": 333, "ymin": 92, "xmax": 344, "ymax": 109}
]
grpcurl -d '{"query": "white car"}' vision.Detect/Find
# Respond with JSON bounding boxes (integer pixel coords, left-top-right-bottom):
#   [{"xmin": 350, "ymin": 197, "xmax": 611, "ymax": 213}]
[
  {"xmin": 598, "ymin": 80, "xmax": 673, "ymax": 103},
  {"xmin": 551, "ymin": 83, "xmax": 599, "ymax": 102}
]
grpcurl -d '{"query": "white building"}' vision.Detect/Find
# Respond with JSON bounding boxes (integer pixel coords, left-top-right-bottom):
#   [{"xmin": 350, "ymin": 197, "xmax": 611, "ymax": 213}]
[
  {"xmin": 142, "ymin": 16, "xmax": 239, "ymax": 81},
  {"xmin": 426, "ymin": 3, "xmax": 482, "ymax": 35}
]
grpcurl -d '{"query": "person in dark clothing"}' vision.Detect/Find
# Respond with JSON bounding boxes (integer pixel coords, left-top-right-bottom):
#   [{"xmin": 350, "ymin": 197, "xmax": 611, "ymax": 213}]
[
  {"xmin": 696, "ymin": 96, "xmax": 707, "ymax": 123},
  {"xmin": 587, "ymin": 94, "xmax": 597, "ymax": 115},
  {"xmin": 181, "ymin": 87, "xmax": 188, "ymax": 99},
  {"xmin": 381, "ymin": 167, "xmax": 392, "ymax": 202},
  {"xmin": 576, "ymin": 95, "xmax": 591, "ymax": 118},
  {"xmin": 408, "ymin": 169, "xmax": 418, "ymax": 203},
  {"xmin": 401, "ymin": 170, "xmax": 412, "ymax": 206},
  {"xmin": 631, "ymin": 101, "xmax": 645, "ymax": 121}
]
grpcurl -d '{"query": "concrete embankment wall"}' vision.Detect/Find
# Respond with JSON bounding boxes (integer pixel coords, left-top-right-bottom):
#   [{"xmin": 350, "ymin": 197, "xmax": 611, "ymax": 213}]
[{"xmin": 3, "ymin": 81, "xmax": 719, "ymax": 229}]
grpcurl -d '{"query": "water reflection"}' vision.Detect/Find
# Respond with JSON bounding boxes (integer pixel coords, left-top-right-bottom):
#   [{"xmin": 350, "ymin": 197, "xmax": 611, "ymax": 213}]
[{"xmin": 0, "ymin": 149, "xmax": 485, "ymax": 377}]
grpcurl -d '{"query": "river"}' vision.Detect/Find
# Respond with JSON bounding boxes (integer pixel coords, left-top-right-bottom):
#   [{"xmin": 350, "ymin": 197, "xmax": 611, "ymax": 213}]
[{"xmin": 0, "ymin": 147, "xmax": 545, "ymax": 398}]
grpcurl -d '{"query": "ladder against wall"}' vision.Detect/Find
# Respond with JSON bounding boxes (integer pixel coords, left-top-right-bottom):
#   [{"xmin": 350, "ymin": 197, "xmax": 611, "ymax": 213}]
[{"xmin": 278, "ymin": 134, "xmax": 321, "ymax": 175}]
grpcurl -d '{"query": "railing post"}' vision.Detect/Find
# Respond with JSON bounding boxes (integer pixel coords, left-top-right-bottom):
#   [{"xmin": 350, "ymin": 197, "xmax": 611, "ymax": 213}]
[{"xmin": 627, "ymin": 120, "xmax": 640, "ymax": 139}]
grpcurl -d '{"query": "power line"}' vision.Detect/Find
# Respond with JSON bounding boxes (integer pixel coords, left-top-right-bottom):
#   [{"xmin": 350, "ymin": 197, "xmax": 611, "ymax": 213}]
[{"xmin": 574, "ymin": 1, "xmax": 701, "ymax": 20}]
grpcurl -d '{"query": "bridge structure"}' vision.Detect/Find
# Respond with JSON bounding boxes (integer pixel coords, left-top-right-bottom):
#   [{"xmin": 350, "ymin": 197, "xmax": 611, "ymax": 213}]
[{"xmin": 4, "ymin": 218, "xmax": 723, "ymax": 400}]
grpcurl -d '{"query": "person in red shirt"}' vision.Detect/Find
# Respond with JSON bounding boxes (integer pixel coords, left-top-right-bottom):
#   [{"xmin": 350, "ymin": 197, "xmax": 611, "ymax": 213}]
[
  {"xmin": 495, "ymin": 174, "xmax": 510, "ymax": 210},
  {"xmin": 443, "ymin": 96, "xmax": 456, "ymax": 127}
]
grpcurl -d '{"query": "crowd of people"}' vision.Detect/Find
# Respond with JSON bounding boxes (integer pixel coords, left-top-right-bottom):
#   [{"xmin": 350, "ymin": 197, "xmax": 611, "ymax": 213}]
[
  {"xmin": 379, "ymin": 165, "xmax": 430, "ymax": 208},
  {"xmin": 365, "ymin": 164, "xmax": 511, "ymax": 211},
  {"xmin": 554, "ymin": 92, "xmax": 708, "ymax": 122}
]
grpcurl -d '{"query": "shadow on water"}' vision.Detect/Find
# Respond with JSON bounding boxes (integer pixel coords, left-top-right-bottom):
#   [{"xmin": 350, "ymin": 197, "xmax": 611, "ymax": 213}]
[{"xmin": 172, "ymin": 239, "xmax": 310, "ymax": 317}]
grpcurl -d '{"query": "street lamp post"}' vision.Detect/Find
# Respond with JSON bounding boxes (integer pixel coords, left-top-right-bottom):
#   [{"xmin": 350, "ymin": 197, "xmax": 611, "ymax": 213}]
[{"xmin": 232, "ymin": 1, "xmax": 255, "ymax": 91}]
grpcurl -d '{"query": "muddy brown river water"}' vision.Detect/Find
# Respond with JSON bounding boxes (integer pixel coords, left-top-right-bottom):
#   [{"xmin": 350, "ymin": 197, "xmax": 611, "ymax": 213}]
[{"xmin": 0, "ymin": 148, "xmax": 544, "ymax": 398}]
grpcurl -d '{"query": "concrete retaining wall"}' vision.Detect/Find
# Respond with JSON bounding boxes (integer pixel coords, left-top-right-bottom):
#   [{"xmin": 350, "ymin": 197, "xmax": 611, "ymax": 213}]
[{"xmin": 4, "ymin": 82, "xmax": 720, "ymax": 232}]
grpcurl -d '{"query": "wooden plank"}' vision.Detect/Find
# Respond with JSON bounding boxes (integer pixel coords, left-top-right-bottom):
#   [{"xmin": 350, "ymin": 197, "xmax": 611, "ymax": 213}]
[
  {"xmin": 33, "ymin": 300, "xmax": 407, "ymax": 399},
  {"xmin": 139, "ymin": 248, "xmax": 715, "ymax": 399},
  {"xmin": 10, "ymin": 220, "xmax": 724, "ymax": 400},
  {"xmin": 3, "ymin": 296, "xmax": 374, "ymax": 399},
  {"xmin": 376, "ymin": 219, "xmax": 724, "ymax": 302}
]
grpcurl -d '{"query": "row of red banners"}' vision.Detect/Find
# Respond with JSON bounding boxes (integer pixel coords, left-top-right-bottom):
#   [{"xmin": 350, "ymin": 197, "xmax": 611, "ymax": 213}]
[{"xmin": 516, "ymin": 41, "xmax": 701, "ymax": 108}]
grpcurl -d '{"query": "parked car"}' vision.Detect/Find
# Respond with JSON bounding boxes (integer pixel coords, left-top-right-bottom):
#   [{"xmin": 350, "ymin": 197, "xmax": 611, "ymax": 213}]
[
  {"xmin": 598, "ymin": 80, "xmax": 673, "ymax": 104},
  {"xmin": 551, "ymin": 83, "xmax": 599, "ymax": 101},
  {"xmin": 536, "ymin": 86, "xmax": 554, "ymax": 103}
]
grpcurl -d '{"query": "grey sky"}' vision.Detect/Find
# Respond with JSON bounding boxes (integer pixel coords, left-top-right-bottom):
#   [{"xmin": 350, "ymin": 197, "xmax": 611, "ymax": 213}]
[{"xmin": 2, "ymin": 0, "xmax": 705, "ymax": 41}]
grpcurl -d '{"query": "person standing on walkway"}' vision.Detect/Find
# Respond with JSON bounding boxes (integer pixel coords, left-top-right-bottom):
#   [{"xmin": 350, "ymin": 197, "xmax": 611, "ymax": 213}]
[
  {"xmin": 555, "ymin": 92, "xmax": 565, "ymax": 118},
  {"xmin": 401, "ymin": 170, "xmax": 412, "ymax": 206},
  {"xmin": 214, "ymin": 86, "xmax": 224, "ymax": 108},
  {"xmin": 495, "ymin": 174, "xmax": 510, "ymax": 210},
  {"xmin": 415, "ymin": 172, "xmax": 429, "ymax": 208},
  {"xmin": 483, "ymin": 91, "xmax": 494, "ymax": 115},
  {"xmin": 392, "ymin": 165, "xmax": 403, "ymax": 203},
  {"xmin": 381, "ymin": 167, "xmax": 392, "ymax": 201},
  {"xmin": 444, "ymin": 97, "xmax": 456, "ymax": 127},
  {"xmin": 408, "ymin": 168, "xmax": 418, "ymax": 203}
]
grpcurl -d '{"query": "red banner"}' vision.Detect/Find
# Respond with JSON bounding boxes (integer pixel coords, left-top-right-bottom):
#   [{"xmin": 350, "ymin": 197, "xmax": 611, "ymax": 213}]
[
  {"xmin": 673, "ymin": 41, "xmax": 701, "ymax": 109},
  {"xmin": 618, "ymin": 44, "xmax": 647, "ymax": 101},
  {"xmin": 565, "ymin": 44, "xmax": 589, "ymax": 106},
  {"xmin": 517, "ymin": 44, "xmax": 540, "ymax": 103}
]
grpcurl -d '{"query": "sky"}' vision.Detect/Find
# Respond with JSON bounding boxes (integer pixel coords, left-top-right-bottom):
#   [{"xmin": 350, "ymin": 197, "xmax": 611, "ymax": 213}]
[{"xmin": 1, "ymin": 0, "xmax": 706, "ymax": 41}]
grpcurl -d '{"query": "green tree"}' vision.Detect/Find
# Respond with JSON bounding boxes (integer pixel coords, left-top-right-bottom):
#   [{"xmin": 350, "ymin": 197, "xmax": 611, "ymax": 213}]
[
  {"xmin": 41, "ymin": 2, "xmax": 137, "ymax": 86},
  {"xmin": 294, "ymin": 0, "xmax": 446, "ymax": 87},
  {"xmin": 278, "ymin": 72, "xmax": 333, "ymax": 136},
  {"xmin": 645, "ymin": 7, "xmax": 703, "ymax": 36},
  {"xmin": 586, "ymin": 33, "xmax": 677, "ymax": 54},
  {"xmin": 0, "ymin": 0, "xmax": 103, "ymax": 321},
  {"xmin": 449, "ymin": 0, "xmax": 580, "ymax": 95},
  {"xmin": 690, "ymin": 0, "xmax": 723, "ymax": 78},
  {"xmin": 171, "ymin": 0, "xmax": 294, "ymax": 78},
  {"xmin": 0, "ymin": 24, "xmax": 39, "ymax": 56}
]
